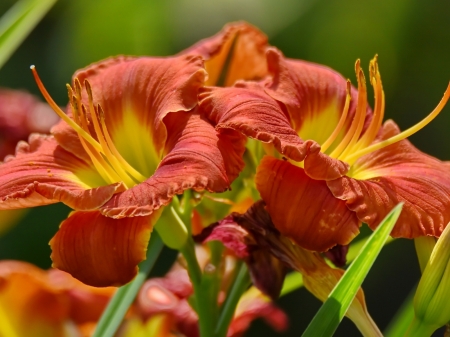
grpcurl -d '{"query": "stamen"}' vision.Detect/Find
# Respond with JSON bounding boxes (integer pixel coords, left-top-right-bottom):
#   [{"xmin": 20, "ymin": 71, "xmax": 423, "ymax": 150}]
[
  {"xmin": 352, "ymin": 55, "xmax": 384, "ymax": 151},
  {"xmin": 31, "ymin": 66, "xmax": 102, "ymax": 154},
  {"xmin": 31, "ymin": 66, "xmax": 146, "ymax": 188},
  {"xmin": 329, "ymin": 60, "xmax": 367, "ymax": 159},
  {"xmin": 338, "ymin": 66, "xmax": 368, "ymax": 160},
  {"xmin": 84, "ymin": 81, "xmax": 135, "ymax": 187},
  {"xmin": 97, "ymin": 105, "xmax": 147, "ymax": 182},
  {"xmin": 346, "ymin": 82, "xmax": 450, "ymax": 164},
  {"xmin": 321, "ymin": 80, "xmax": 352, "ymax": 153}
]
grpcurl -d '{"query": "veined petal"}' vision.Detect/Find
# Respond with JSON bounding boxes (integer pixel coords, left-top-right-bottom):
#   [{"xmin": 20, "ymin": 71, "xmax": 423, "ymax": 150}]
[
  {"xmin": 265, "ymin": 48, "xmax": 371, "ymax": 143},
  {"xmin": 56, "ymin": 55, "xmax": 207, "ymax": 178},
  {"xmin": 304, "ymin": 150, "xmax": 349, "ymax": 180},
  {"xmin": 50, "ymin": 210, "xmax": 160, "ymax": 287},
  {"xmin": 199, "ymin": 83, "xmax": 320, "ymax": 162},
  {"xmin": 181, "ymin": 22, "xmax": 269, "ymax": 86},
  {"xmin": 256, "ymin": 156, "xmax": 360, "ymax": 251},
  {"xmin": 0, "ymin": 134, "xmax": 124, "ymax": 210},
  {"xmin": 328, "ymin": 120, "xmax": 450, "ymax": 238},
  {"xmin": 100, "ymin": 111, "xmax": 240, "ymax": 218}
]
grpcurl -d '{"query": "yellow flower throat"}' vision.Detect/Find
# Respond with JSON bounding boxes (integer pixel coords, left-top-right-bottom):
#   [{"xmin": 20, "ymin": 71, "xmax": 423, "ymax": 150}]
[{"xmin": 31, "ymin": 66, "xmax": 146, "ymax": 189}]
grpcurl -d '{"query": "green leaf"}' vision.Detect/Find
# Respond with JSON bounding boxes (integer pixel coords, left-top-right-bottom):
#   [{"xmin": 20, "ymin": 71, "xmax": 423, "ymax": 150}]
[
  {"xmin": 0, "ymin": 0, "xmax": 57, "ymax": 69},
  {"xmin": 92, "ymin": 232, "xmax": 164, "ymax": 337},
  {"xmin": 302, "ymin": 203, "xmax": 403, "ymax": 337}
]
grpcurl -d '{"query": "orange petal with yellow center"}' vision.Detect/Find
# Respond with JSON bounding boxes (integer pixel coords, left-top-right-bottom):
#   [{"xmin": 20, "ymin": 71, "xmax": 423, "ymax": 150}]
[
  {"xmin": 53, "ymin": 54, "xmax": 207, "ymax": 176},
  {"xmin": 199, "ymin": 83, "xmax": 320, "ymax": 162},
  {"xmin": 100, "ymin": 111, "xmax": 241, "ymax": 218},
  {"xmin": 0, "ymin": 134, "xmax": 124, "ymax": 210},
  {"xmin": 50, "ymin": 210, "xmax": 160, "ymax": 286},
  {"xmin": 181, "ymin": 22, "xmax": 269, "ymax": 86},
  {"xmin": 264, "ymin": 48, "xmax": 372, "ymax": 146},
  {"xmin": 328, "ymin": 120, "xmax": 450, "ymax": 238},
  {"xmin": 256, "ymin": 156, "xmax": 360, "ymax": 251}
]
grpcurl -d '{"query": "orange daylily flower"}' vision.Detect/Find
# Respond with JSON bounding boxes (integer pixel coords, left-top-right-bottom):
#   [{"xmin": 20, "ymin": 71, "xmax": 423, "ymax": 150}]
[
  {"xmin": 0, "ymin": 260, "xmax": 115, "ymax": 337},
  {"xmin": 199, "ymin": 41, "xmax": 450, "ymax": 251},
  {"xmin": 0, "ymin": 53, "xmax": 245, "ymax": 286}
]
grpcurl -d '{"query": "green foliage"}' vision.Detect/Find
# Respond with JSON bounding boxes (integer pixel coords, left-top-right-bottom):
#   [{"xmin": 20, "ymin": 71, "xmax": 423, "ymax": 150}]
[
  {"xmin": 0, "ymin": 0, "xmax": 56, "ymax": 69},
  {"xmin": 302, "ymin": 203, "xmax": 403, "ymax": 337}
]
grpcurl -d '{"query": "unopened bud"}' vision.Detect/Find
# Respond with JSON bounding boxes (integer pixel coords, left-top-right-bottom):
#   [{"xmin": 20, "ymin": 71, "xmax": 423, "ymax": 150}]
[{"xmin": 408, "ymin": 224, "xmax": 450, "ymax": 336}]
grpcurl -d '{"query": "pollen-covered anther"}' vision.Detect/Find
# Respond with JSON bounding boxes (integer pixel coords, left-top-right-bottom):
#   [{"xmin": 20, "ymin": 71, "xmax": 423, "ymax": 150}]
[
  {"xmin": 31, "ymin": 66, "xmax": 146, "ymax": 189},
  {"xmin": 321, "ymin": 56, "xmax": 450, "ymax": 166}
]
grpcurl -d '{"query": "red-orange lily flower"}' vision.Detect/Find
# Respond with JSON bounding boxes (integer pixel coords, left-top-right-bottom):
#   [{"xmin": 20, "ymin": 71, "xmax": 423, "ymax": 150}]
[
  {"xmin": 0, "ymin": 260, "xmax": 115, "ymax": 337},
  {"xmin": 0, "ymin": 54, "xmax": 244, "ymax": 286},
  {"xmin": 200, "ymin": 42, "xmax": 450, "ymax": 251}
]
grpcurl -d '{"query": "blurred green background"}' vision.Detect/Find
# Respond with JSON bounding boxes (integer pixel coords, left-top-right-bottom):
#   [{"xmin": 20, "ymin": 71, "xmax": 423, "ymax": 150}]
[{"xmin": 0, "ymin": 0, "xmax": 449, "ymax": 336}]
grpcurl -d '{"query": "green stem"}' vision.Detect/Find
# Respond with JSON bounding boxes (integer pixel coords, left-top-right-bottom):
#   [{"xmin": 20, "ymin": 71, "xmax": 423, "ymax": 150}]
[
  {"xmin": 215, "ymin": 262, "xmax": 251, "ymax": 337},
  {"xmin": 180, "ymin": 237, "xmax": 214, "ymax": 337},
  {"xmin": 92, "ymin": 232, "xmax": 164, "ymax": 337}
]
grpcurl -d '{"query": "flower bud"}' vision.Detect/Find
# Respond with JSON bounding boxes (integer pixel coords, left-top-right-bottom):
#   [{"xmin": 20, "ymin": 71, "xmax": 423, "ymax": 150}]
[{"xmin": 409, "ymin": 223, "xmax": 450, "ymax": 335}]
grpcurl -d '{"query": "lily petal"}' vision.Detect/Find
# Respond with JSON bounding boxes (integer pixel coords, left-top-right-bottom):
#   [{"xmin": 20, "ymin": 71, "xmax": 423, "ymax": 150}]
[
  {"xmin": 54, "ymin": 54, "xmax": 207, "ymax": 177},
  {"xmin": 328, "ymin": 120, "xmax": 450, "ymax": 238},
  {"xmin": 199, "ymin": 83, "xmax": 320, "ymax": 162},
  {"xmin": 0, "ymin": 134, "xmax": 124, "ymax": 210},
  {"xmin": 50, "ymin": 210, "xmax": 159, "ymax": 287},
  {"xmin": 181, "ymin": 22, "xmax": 269, "ymax": 86},
  {"xmin": 256, "ymin": 156, "xmax": 360, "ymax": 251},
  {"xmin": 265, "ymin": 48, "xmax": 370, "ymax": 140},
  {"xmin": 100, "ymin": 111, "xmax": 240, "ymax": 218}
]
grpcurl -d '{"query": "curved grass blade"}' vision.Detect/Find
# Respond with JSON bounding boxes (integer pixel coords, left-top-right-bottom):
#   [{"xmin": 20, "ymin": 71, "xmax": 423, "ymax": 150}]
[
  {"xmin": 0, "ymin": 0, "xmax": 57, "ymax": 69},
  {"xmin": 302, "ymin": 203, "xmax": 403, "ymax": 337},
  {"xmin": 93, "ymin": 232, "xmax": 164, "ymax": 337}
]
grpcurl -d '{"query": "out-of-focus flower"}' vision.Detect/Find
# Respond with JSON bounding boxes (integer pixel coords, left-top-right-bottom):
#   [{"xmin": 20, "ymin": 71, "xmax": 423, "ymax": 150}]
[
  {"xmin": 120, "ymin": 248, "xmax": 287, "ymax": 337},
  {"xmin": 200, "ymin": 41, "xmax": 450, "ymax": 251},
  {"xmin": 196, "ymin": 201, "xmax": 381, "ymax": 336},
  {"xmin": 0, "ymin": 88, "xmax": 59, "ymax": 236},
  {"xmin": 408, "ymin": 222, "xmax": 450, "ymax": 336},
  {"xmin": 0, "ymin": 88, "xmax": 59, "ymax": 159},
  {"xmin": 0, "ymin": 49, "xmax": 246, "ymax": 286},
  {"xmin": 0, "ymin": 260, "xmax": 115, "ymax": 337}
]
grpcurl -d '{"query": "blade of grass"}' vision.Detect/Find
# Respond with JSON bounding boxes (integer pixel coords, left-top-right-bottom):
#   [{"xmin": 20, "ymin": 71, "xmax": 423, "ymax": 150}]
[
  {"xmin": 279, "ymin": 236, "xmax": 395, "ymax": 297},
  {"xmin": 0, "ymin": 0, "xmax": 57, "ymax": 69},
  {"xmin": 302, "ymin": 203, "xmax": 403, "ymax": 337},
  {"xmin": 93, "ymin": 232, "xmax": 164, "ymax": 337}
]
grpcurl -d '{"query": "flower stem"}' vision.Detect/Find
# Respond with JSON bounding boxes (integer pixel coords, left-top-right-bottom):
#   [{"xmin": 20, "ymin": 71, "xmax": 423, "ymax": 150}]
[
  {"xmin": 92, "ymin": 232, "xmax": 164, "ymax": 337},
  {"xmin": 215, "ymin": 262, "xmax": 251, "ymax": 337},
  {"xmin": 180, "ymin": 237, "xmax": 215, "ymax": 337}
]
